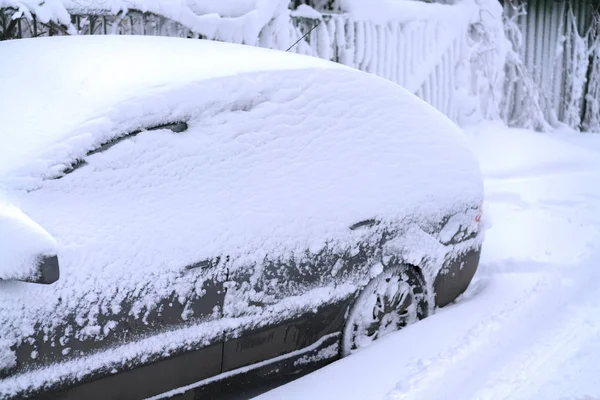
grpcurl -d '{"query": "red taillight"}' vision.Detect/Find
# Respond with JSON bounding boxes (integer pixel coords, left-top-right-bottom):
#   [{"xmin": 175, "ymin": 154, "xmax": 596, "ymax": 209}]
[{"xmin": 475, "ymin": 202, "xmax": 483, "ymax": 224}]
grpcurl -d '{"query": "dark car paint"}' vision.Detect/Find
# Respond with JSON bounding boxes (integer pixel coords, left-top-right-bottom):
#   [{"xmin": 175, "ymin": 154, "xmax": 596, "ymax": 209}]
[
  {"xmin": 434, "ymin": 249, "xmax": 481, "ymax": 308},
  {"xmin": 30, "ymin": 255, "xmax": 60, "ymax": 285},
  {"xmin": 8, "ymin": 269, "xmax": 226, "ymax": 380},
  {"xmin": 33, "ymin": 343, "xmax": 223, "ymax": 400},
  {"xmin": 222, "ymin": 297, "xmax": 350, "ymax": 372},
  {"xmin": 16, "ymin": 245, "xmax": 481, "ymax": 400},
  {"xmin": 35, "ymin": 334, "xmax": 343, "ymax": 400},
  {"xmin": 220, "ymin": 238, "xmax": 378, "ymax": 371},
  {"xmin": 36, "ymin": 255, "xmax": 60, "ymax": 284}
]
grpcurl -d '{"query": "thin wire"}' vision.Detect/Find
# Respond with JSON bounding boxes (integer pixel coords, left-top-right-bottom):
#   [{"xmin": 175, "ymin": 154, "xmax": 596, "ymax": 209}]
[{"xmin": 286, "ymin": 19, "xmax": 322, "ymax": 52}]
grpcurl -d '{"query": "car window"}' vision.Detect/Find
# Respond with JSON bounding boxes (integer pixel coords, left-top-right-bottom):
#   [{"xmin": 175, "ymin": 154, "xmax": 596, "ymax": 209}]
[{"xmin": 59, "ymin": 121, "xmax": 188, "ymax": 177}]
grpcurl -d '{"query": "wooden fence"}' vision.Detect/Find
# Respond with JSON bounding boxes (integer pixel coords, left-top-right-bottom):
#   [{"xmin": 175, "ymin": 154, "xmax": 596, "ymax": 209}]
[{"xmin": 504, "ymin": 0, "xmax": 600, "ymax": 131}]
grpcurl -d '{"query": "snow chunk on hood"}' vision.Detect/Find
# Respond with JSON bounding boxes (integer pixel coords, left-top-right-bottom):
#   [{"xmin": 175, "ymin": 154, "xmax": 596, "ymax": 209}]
[
  {"xmin": 0, "ymin": 200, "xmax": 58, "ymax": 283},
  {"xmin": 338, "ymin": 0, "xmax": 476, "ymax": 24},
  {"xmin": 291, "ymin": 4, "xmax": 322, "ymax": 20}
]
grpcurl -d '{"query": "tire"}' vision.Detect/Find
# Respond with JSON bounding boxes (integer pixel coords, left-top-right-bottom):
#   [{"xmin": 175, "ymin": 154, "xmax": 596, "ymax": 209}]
[{"xmin": 341, "ymin": 264, "xmax": 428, "ymax": 356}]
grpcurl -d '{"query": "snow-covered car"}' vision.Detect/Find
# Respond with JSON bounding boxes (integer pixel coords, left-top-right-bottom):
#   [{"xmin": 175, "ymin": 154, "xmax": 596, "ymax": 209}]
[{"xmin": 0, "ymin": 35, "xmax": 484, "ymax": 399}]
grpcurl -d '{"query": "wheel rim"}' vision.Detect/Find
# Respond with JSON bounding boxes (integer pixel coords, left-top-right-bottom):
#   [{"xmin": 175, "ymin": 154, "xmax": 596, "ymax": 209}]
[{"xmin": 343, "ymin": 266, "xmax": 426, "ymax": 355}]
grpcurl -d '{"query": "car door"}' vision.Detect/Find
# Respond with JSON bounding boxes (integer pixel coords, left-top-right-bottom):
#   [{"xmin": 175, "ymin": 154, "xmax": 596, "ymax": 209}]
[
  {"xmin": 6, "ymin": 122, "xmax": 227, "ymax": 397},
  {"xmin": 220, "ymin": 219, "xmax": 384, "ymax": 372}
]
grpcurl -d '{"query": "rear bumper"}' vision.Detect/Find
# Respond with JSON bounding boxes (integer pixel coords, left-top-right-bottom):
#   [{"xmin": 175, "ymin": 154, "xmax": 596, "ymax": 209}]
[{"xmin": 433, "ymin": 247, "xmax": 481, "ymax": 308}]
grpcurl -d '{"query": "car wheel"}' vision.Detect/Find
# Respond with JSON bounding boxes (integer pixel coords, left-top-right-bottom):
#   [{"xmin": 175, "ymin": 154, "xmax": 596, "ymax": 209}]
[{"xmin": 341, "ymin": 264, "xmax": 428, "ymax": 356}]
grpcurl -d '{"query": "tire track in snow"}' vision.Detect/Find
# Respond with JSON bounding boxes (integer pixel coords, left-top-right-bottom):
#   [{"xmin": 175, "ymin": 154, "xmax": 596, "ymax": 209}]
[
  {"xmin": 483, "ymin": 166, "xmax": 600, "ymax": 183},
  {"xmin": 385, "ymin": 269, "xmax": 564, "ymax": 400},
  {"xmin": 386, "ymin": 168, "xmax": 600, "ymax": 400},
  {"xmin": 469, "ymin": 260, "xmax": 600, "ymax": 400}
]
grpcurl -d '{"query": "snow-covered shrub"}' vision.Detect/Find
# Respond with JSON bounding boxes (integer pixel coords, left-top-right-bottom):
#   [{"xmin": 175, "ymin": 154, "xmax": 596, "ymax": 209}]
[
  {"xmin": 454, "ymin": 0, "xmax": 509, "ymax": 126},
  {"xmin": 500, "ymin": 0, "xmax": 600, "ymax": 132},
  {"xmin": 562, "ymin": 6, "xmax": 590, "ymax": 130},
  {"xmin": 500, "ymin": 1, "xmax": 552, "ymax": 131},
  {"xmin": 582, "ymin": 15, "xmax": 600, "ymax": 132},
  {"xmin": 0, "ymin": 0, "xmax": 74, "ymax": 40}
]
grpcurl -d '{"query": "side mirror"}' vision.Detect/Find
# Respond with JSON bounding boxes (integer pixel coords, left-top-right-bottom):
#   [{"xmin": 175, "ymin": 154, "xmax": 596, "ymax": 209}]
[{"xmin": 0, "ymin": 203, "xmax": 59, "ymax": 284}]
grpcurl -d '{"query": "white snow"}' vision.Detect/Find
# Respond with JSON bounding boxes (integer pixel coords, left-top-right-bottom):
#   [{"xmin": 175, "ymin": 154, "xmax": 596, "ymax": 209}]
[
  {"xmin": 339, "ymin": 0, "xmax": 474, "ymax": 25},
  {"xmin": 0, "ymin": 200, "xmax": 57, "ymax": 282},
  {"xmin": 294, "ymin": 342, "xmax": 339, "ymax": 368},
  {"xmin": 255, "ymin": 121, "xmax": 600, "ymax": 400},
  {"xmin": 290, "ymin": 4, "xmax": 321, "ymax": 20},
  {"xmin": 0, "ymin": 35, "xmax": 482, "ymax": 394}
]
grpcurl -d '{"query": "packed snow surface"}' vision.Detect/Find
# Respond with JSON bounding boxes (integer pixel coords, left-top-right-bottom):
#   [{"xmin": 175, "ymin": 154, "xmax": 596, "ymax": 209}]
[
  {"xmin": 0, "ymin": 35, "xmax": 482, "ymax": 395},
  {"xmin": 256, "ymin": 122, "xmax": 600, "ymax": 400}
]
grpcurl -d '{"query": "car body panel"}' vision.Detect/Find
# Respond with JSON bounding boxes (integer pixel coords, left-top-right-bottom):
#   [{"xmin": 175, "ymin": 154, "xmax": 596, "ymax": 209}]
[
  {"xmin": 222, "ymin": 299, "xmax": 349, "ymax": 372},
  {"xmin": 33, "ymin": 343, "xmax": 223, "ymax": 400},
  {"xmin": 6, "ymin": 263, "xmax": 226, "ymax": 379},
  {"xmin": 19, "ymin": 247, "xmax": 481, "ymax": 400}
]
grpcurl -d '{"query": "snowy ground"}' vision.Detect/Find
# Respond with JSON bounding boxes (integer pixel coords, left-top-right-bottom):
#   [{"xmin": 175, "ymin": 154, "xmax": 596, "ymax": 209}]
[{"xmin": 256, "ymin": 122, "xmax": 600, "ymax": 400}]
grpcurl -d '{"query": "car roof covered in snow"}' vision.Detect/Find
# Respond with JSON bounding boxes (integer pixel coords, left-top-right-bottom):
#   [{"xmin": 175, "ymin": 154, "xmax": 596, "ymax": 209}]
[{"xmin": 0, "ymin": 35, "xmax": 343, "ymax": 184}]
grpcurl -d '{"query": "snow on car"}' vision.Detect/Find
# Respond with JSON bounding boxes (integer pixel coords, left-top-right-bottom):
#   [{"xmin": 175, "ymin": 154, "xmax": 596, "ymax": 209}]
[
  {"xmin": 0, "ymin": 200, "xmax": 59, "ymax": 284},
  {"xmin": 0, "ymin": 35, "xmax": 484, "ymax": 399}
]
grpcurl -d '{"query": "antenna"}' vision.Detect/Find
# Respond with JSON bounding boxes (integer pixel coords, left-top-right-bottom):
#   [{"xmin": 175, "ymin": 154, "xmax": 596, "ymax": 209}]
[{"xmin": 286, "ymin": 19, "xmax": 322, "ymax": 52}]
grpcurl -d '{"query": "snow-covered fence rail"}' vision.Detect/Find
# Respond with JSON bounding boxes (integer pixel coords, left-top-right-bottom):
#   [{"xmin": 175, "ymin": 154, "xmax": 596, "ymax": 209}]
[
  {"xmin": 291, "ymin": 12, "xmax": 469, "ymax": 120},
  {"xmin": 0, "ymin": 0, "xmax": 506, "ymax": 127},
  {"xmin": 290, "ymin": 1, "xmax": 507, "ymax": 126},
  {"xmin": 0, "ymin": 9, "xmax": 197, "ymax": 39}
]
